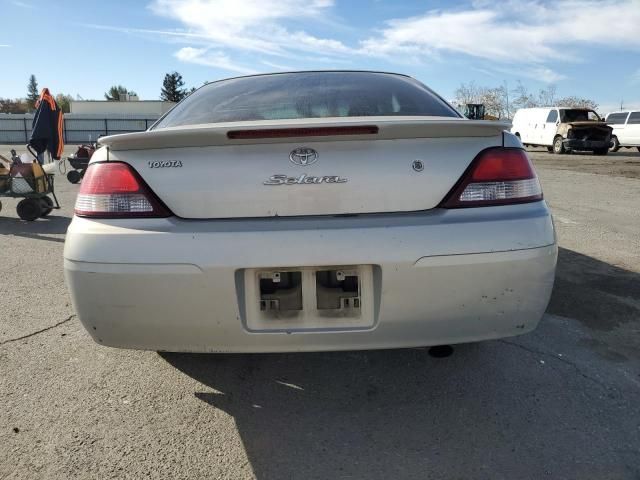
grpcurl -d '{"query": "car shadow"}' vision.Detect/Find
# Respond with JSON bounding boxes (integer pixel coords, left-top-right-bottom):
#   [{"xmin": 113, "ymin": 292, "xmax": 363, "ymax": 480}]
[
  {"xmin": 548, "ymin": 248, "xmax": 640, "ymax": 332},
  {"xmin": 0, "ymin": 214, "xmax": 71, "ymax": 242},
  {"xmin": 159, "ymin": 247, "xmax": 639, "ymax": 478}
]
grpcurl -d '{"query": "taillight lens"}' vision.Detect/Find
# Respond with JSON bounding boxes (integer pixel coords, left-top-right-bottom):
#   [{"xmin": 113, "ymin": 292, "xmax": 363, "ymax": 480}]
[
  {"xmin": 75, "ymin": 162, "xmax": 171, "ymax": 218},
  {"xmin": 441, "ymin": 148, "xmax": 542, "ymax": 208}
]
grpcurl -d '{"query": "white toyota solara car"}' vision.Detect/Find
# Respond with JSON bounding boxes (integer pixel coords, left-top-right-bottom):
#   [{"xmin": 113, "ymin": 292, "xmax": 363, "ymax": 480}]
[{"xmin": 64, "ymin": 71, "xmax": 557, "ymax": 353}]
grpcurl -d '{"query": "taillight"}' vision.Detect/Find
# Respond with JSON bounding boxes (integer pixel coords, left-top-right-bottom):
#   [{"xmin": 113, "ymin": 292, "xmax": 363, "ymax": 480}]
[
  {"xmin": 441, "ymin": 148, "xmax": 542, "ymax": 208},
  {"xmin": 75, "ymin": 162, "xmax": 172, "ymax": 218}
]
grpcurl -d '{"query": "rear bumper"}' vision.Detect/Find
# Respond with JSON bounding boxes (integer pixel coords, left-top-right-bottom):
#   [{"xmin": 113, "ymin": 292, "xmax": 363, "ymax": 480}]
[{"xmin": 64, "ymin": 202, "xmax": 557, "ymax": 352}]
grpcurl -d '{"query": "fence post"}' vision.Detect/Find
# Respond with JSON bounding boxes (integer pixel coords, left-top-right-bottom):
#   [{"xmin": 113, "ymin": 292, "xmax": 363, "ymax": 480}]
[
  {"xmin": 63, "ymin": 117, "xmax": 68, "ymax": 144},
  {"xmin": 104, "ymin": 118, "xmax": 109, "ymax": 136},
  {"xmin": 145, "ymin": 119, "xmax": 148, "ymax": 130},
  {"xmin": 23, "ymin": 117, "xmax": 28, "ymax": 143}
]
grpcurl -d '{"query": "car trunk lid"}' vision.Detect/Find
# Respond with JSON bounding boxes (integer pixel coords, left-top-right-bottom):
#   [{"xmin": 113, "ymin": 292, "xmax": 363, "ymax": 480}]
[{"xmin": 96, "ymin": 117, "xmax": 510, "ymax": 219}]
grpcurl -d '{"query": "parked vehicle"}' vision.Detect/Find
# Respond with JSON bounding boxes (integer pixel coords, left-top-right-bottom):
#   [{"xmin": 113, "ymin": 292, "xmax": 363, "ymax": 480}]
[
  {"xmin": 511, "ymin": 107, "xmax": 612, "ymax": 155},
  {"xmin": 605, "ymin": 111, "xmax": 640, "ymax": 152},
  {"xmin": 64, "ymin": 71, "xmax": 557, "ymax": 353}
]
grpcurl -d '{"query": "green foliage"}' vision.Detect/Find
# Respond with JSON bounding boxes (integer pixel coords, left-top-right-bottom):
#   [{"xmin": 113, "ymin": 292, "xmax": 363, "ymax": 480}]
[
  {"xmin": 104, "ymin": 85, "xmax": 131, "ymax": 101},
  {"xmin": 160, "ymin": 72, "xmax": 186, "ymax": 102},
  {"xmin": 55, "ymin": 93, "xmax": 74, "ymax": 113},
  {"xmin": 26, "ymin": 74, "xmax": 39, "ymax": 110}
]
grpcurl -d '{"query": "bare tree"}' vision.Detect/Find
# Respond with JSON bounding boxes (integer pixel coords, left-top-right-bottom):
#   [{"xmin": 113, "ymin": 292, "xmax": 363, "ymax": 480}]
[
  {"xmin": 554, "ymin": 96, "xmax": 598, "ymax": 110},
  {"xmin": 511, "ymin": 81, "xmax": 538, "ymax": 110},
  {"xmin": 454, "ymin": 82, "xmax": 511, "ymax": 119},
  {"xmin": 538, "ymin": 85, "xmax": 557, "ymax": 107}
]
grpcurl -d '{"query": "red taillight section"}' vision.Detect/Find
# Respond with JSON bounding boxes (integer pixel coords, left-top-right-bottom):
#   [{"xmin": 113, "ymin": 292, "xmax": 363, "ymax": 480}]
[
  {"xmin": 227, "ymin": 125, "xmax": 379, "ymax": 139},
  {"xmin": 75, "ymin": 162, "xmax": 172, "ymax": 218},
  {"xmin": 441, "ymin": 148, "xmax": 542, "ymax": 208}
]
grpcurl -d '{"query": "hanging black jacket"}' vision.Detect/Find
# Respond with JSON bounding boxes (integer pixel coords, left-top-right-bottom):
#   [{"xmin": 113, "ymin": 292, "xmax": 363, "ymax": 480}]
[{"xmin": 29, "ymin": 88, "xmax": 64, "ymax": 160}]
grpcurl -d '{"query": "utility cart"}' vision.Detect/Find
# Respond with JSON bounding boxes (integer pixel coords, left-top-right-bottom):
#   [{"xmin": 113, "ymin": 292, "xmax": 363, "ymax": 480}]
[
  {"xmin": 66, "ymin": 143, "xmax": 96, "ymax": 184},
  {"xmin": 0, "ymin": 149, "xmax": 61, "ymax": 221}
]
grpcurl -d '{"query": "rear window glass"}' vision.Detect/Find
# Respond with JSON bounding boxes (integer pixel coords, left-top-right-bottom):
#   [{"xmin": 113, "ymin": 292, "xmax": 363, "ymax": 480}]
[
  {"xmin": 628, "ymin": 112, "xmax": 640, "ymax": 124},
  {"xmin": 607, "ymin": 112, "xmax": 629, "ymax": 124},
  {"xmin": 153, "ymin": 72, "xmax": 460, "ymax": 128}
]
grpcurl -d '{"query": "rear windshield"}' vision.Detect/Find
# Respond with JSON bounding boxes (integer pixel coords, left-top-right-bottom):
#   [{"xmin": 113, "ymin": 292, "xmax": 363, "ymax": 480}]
[{"xmin": 153, "ymin": 72, "xmax": 460, "ymax": 128}]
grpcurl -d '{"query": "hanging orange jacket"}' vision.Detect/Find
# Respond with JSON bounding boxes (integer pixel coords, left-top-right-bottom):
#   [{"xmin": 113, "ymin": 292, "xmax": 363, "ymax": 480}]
[{"xmin": 29, "ymin": 88, "xmax": 64, "ymax": 160}]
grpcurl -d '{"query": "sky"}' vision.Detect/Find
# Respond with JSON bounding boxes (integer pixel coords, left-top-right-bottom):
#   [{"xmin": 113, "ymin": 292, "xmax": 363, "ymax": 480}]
[{"xmin": 1, "ymin": 0, "xmax": 639, "ymax": 112}]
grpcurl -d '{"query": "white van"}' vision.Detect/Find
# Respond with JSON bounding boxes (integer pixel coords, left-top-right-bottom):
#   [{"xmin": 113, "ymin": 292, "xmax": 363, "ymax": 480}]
[
  {"xmin": 511, "ymin": 107, "xmax": 612, "ymax": 155},
  {"xmin": 605, "ymin": 111, "xmax": 640, "ymax": 152}
]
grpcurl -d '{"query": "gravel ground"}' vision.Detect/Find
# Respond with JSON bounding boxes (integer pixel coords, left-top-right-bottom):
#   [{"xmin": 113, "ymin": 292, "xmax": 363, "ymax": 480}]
[{"xmin": 0, "ymin": 145, "xmax": 639, "ymax": 479}]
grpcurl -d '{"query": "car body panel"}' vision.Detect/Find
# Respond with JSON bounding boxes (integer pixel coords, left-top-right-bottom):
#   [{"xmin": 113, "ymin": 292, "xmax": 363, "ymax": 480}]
[{"xmin": 64, "ymin": 201, "xmax": 556, "ymax": 352}]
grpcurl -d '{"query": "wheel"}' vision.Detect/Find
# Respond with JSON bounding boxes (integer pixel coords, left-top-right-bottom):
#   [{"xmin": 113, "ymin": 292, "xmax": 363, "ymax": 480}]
[
  {"xmin": 547, "ymin": 146, "xmax": 554, "ymax": 153},
  {"xmin": 0, "ymin": 200, "xmax": 2, "ymax": 213},
  {"xmin": 593, "ymin": 148, "xmax": 609, "ymax": 156},
  {"xmin": 40, "ymin": 196, "xmax": 54, "ymax": 216},
  {"xmin": 637, "ymin": 147, "xmax": 640, "ymax": 153},
  {"xmin": 16, "ymin": 198, "xmax": 43, "ymax": 221},
  {"xmin": 610, "ymin": 136, "xmax": 620, "ymax": 152},
  {"xmin": 553, "ymin": 136, "xmax": 565, "ymax": 154},
  {"xmin": 67, "ymin": 170, "xmax": 82, "ymax": 184}
]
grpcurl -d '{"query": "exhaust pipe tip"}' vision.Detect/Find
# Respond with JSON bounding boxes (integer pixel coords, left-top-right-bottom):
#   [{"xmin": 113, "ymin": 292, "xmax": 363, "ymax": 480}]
[{"xmin": 428, "ymin": 345, "xmax": 454, "ymax": 358}]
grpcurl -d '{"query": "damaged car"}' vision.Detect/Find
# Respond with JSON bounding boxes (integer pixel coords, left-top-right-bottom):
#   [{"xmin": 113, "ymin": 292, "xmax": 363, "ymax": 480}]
[{"xmin": 511, "ymin": 107, "xmax": 612, "ymax": 155}]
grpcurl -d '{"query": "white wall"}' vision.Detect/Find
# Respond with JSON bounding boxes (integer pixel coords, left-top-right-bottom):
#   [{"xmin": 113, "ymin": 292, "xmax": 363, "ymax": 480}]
[{"xmin": 71, "ymin": 101, "xmax": 175, "ymax": 115}]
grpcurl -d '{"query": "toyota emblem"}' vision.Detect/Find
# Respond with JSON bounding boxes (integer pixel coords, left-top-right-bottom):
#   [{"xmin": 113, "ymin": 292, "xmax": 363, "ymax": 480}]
[{"xmin": 289, "ymin": 147, "xmax": 318, "ymax": 166}]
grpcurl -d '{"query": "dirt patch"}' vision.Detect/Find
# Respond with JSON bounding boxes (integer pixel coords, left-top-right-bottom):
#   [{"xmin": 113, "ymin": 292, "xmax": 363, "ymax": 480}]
[{"xmin": 528, "ymin": 147, "xmax": 640, "ymax": 179}]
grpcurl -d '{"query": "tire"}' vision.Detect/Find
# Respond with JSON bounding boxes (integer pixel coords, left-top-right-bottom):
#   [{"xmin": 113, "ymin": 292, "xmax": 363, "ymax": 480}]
[
  {"xmin": 610, "ymin": 136, "xmax": 620, "ymax": 152},
  {"xmin": 0, "ymin": 200, "xmax": 2, "ymax": 213},
  {"xmin": 637, "ymin": 147, "xmax": 640, "ymax": 153},
  {"xmin": 593, "ymin": 148, "xmax": 609, "ymax": 156},
  {"xmin": 17, "ymin": 198, "xmax": 43, "ymax": 221},
  {"xmin": 67, "ymin": 170, "xmax": 82, "ymax": 184},
  {"xmin": 547, "ymin": 146, "xmax": 554, "ymax": 152},
  {"xmin": 40, "ymin": 196, "xmax": 54, "ymax": 216},
  {"xmin": 553, "ymin": 136, "xmax": 565, "ymax": 154}
]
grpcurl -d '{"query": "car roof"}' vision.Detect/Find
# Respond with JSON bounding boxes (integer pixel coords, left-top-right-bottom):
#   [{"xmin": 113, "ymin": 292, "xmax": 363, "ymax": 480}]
[{"xmin": 203, "ymin": 70, "xmax": 414, "ymax": 85}]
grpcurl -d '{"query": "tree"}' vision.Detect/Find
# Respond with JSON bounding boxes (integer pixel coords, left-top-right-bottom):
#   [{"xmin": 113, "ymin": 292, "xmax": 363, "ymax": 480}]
[
  {"xmin": 104, "ymin": 85, "xmax": 131, "ymax": 101},
  {"xmin": 511, "ymin": 81, "xmax": 539, "ymax": 110},
  {"xmin": 27, "ymin": 74, "xmax": 39, "ymax": 109},
  {"xmin": 55, "ymin": 93, "xmax": 73, "ymax": 113},
  {"xmin": 554, "ymin": 96, "xmax": 598, "ymax": 110},
  {"xmin": 0, "ymin": 98, "xmax": 29, "ymax": 114},
  {"xmin": 160, "ymin": 71, "xmax": 186, "ymax": 102},
  {"xmin": 454, "ymin": 82, "xmax": 512, "ymax": 119}
]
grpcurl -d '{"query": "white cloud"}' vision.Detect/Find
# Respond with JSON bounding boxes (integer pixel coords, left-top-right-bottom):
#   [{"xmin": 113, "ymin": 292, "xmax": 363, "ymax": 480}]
[
  {"xmin": 174, "ymin": 47, "xmax": 258, "ymax": 74},
  {"xmin": 90, "ymin": 0, "xmax": 640, "ymax": 82},
  {"xmin": 11, "ymin": 1, "xmax": 34, "ymax": 8},
  {"xmin": 149, "ymin": 0, "xmax": 351, "ymax": 58},
  {"xmin": 359, "ymin": 0, "xmax": 640, "ymax": 81},
  {"xmin": 261, "ymin": 60, "xmax": 295, "ymax": 71}
]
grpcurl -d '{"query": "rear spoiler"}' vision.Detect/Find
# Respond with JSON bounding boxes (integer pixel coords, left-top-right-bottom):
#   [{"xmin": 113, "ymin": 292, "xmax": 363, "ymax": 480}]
[{"xmin": 98, "ymin": 117, "xmax": 512, "ymax": 151}]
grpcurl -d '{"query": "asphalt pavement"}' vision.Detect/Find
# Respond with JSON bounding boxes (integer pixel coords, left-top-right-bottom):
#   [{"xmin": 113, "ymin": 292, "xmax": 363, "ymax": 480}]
[{"xmin": 1, "ymin": 146, "xmax": 639, "ymax": 479}]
